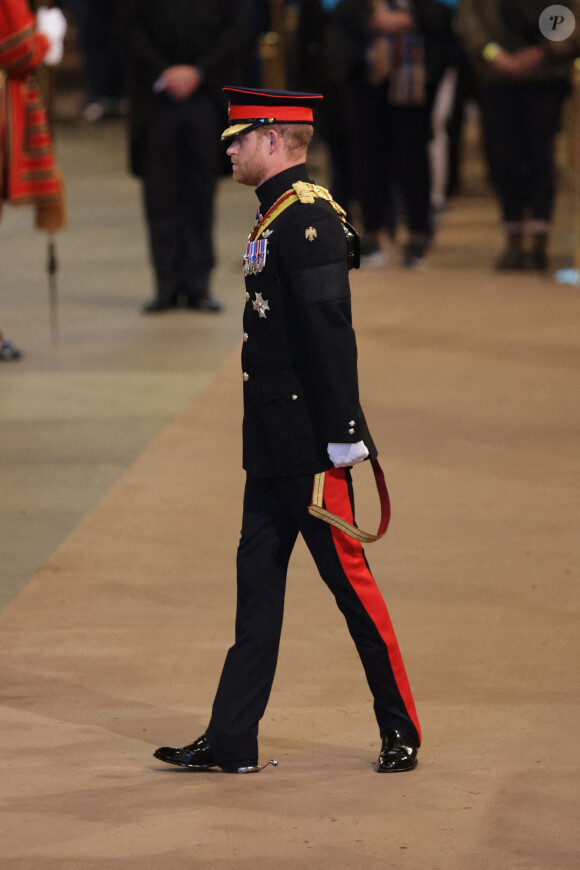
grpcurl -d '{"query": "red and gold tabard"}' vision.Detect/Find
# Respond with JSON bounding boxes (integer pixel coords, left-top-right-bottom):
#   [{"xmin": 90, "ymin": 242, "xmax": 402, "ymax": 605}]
[{"xmin": 0, "ymin": 0, "xmax": 65, "ymax": 230}]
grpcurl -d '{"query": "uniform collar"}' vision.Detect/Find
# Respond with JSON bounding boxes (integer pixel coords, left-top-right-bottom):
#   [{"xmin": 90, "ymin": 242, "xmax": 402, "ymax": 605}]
[{"xmin": 256, "ymin": 164, "xmax": 309, "ymax": 214}]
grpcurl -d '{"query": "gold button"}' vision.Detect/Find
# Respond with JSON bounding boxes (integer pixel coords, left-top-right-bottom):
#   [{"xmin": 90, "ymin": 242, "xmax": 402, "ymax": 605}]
[
  {"xmin": 349, "ymin": 420, "xmax": 356, "ymax": 427},
  {"xmin": 245, "ymin": 292, "xmax": 250, "ymax": 301},
  {"xmin": 243, "ymin": 333, "xmax": 249, "ymax": 342},
  {"xmin": 291, "ymin": 394, "xmax": 298, "ymax": 401},
  {"xmin": 243, "ymin": 372, "xmax": 249, "ymax": 382},
  {"xmin": 348, "ymin": 428, "xmax": 355, "ymax": 435}
]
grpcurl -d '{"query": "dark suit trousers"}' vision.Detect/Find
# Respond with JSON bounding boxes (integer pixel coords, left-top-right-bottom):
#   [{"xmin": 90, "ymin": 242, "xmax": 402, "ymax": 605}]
[
  {"xmin": 206, "ymin": 468, "xmax": 421, "ymax": 762},
  {"xmin": 348, "ymin": 83, "xmax": 432, "ymax": 237},
  {"xmin": 142, "ymin": 90, "xmax": 220, "ymax": 304},
  {"xmin": 478, "ymin": 80, "xmax": 568, "ymax": 224}
]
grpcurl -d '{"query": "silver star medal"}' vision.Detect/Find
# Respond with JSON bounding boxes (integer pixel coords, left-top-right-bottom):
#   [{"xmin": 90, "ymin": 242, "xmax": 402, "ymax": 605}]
[{"xmin": 253, "ymin": 292, "xmax": 270, "ymax": 319}]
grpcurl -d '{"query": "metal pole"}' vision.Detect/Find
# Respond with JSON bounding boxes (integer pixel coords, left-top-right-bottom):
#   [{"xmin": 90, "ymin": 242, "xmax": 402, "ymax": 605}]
[
  {"xmin": 556, "ymin": 58, "xmax": 580, "ymax": 287},
  {"xmin": 47, "ymin": 232, "xmax": 59, "ymax": 345},
  {"xmin": 39, "ymin": 0, "xmax": 61, "ymax": 344},
  {"xmin": 575, "ymin": 58, "xmax": 580, "ymax": 277}
]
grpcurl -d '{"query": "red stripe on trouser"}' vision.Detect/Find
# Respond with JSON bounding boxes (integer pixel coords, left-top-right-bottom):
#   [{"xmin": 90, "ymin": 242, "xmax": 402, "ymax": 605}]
[{"xmin": 324, "ymin": 467, "xmax": 421, "ymax": 741}]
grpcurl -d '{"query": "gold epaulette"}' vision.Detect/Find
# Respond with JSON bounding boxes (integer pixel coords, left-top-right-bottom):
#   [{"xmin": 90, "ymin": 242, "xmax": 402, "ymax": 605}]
[
  {"xmin": 292, "ymin": 181, "xmax": 347, "ymax": 222},
  {"xmin": 252, "ymin": 183, "xmax": 348, "ymax": 242}
]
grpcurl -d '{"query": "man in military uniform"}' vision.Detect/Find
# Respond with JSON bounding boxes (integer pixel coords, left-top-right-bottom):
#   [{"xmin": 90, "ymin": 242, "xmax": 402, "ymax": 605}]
[{"xmin": 154, "ymin": 88, "xmax": 421, "ymax": 774}]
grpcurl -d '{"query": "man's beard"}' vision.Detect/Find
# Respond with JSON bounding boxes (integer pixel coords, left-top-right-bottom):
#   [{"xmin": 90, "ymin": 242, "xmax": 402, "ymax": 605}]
[{"xmin": 232, "ymin": 151, "xmax": 268, "ymax": 187}]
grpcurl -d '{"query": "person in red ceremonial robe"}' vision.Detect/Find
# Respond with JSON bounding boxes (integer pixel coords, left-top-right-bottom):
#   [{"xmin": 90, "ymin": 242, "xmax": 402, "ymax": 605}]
[{"xmin": 0, "ymin": 0, "xmax": 66, "ymax": 360}]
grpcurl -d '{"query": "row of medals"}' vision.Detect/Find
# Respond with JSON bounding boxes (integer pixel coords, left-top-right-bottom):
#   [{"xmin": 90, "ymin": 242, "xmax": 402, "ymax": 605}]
[{"xmin": 243, "ymin": 211, "xmax": 270, "ymax": 277}]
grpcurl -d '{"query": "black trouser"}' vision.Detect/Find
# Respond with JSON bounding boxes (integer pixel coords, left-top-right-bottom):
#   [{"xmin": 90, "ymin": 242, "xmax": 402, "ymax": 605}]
[
  {"xmin": 142, "ymin": 91, "xmax": 220, "ymax": 304},
  {"xmin": 68, "ymin": 0, "xmax": 124, "ymax": 104},
  {"xmin": 478, "ymin": 80, "xmax": 568, "ymax": 225},
  {"xmin": 206, "ymin": 468, "xmax": 421, "ymax": 762},
  {"xmin": 348, "ymin": 83, "xmax": 432, "ymax": 237}
]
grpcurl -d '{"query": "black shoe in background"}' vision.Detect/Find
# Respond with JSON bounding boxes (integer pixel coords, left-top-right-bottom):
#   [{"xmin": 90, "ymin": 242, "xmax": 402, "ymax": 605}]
[
  {"xmin": 530, "ymin": 233, "xmax": 549, "ymax": 271},
  {"xmin": 496, "ymin": 233, "xmax": 526, "ymax": 270},
  {"xmin": 402, "ymin": 233, "xmax": 429, "ymax": 269},
  {"xmin": 187, "ymin": 296, "xmax": 223, "ymax": 313},
  {"xmin": 142, "ymin": 298, "xmax": 177, "ymax": 314}
]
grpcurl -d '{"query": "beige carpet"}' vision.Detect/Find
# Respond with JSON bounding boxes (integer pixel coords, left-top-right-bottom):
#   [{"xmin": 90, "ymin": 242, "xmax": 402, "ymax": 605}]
[{"xmin": 2, "ymin": 196, "xmax": 579, "ymax": 868}]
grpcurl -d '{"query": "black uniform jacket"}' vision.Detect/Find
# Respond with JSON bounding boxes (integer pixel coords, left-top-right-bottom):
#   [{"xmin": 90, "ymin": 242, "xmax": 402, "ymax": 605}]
[{"xmin": 242, "ymin": 164, "xmax": 377, "ymax": 479}]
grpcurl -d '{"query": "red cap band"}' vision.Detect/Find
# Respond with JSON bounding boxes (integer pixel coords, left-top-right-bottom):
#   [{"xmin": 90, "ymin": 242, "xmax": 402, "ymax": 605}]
[{"xmin": 228, "ymin": 104, "xmax": 314, "ymax": 123}]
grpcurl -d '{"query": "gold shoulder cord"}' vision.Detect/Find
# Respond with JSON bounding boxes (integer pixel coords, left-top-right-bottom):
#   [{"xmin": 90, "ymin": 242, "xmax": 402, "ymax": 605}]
[
  {"xmin": 254, "ymin": 183, "xmax": 348, "ymax": 241},
  {"xmin": 292, "ymin": 181, "xmax": 347, "ymax": 222}
]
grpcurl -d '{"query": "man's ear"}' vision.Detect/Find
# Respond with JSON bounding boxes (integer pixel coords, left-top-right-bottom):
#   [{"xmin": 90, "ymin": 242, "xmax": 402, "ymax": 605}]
[{"xmin": 268, "ymin": 129, "xmax": 281, "ymax": 154}]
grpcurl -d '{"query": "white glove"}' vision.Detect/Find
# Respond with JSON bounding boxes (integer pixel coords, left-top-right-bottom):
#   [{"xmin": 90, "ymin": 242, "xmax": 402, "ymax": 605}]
[
  {"xmin": 327, "ymin": 441, "xmax": 369, "ymax": 468},
  {"xmin": 36, "ymin": 7, "xmax": 67, "ymax": 67}
]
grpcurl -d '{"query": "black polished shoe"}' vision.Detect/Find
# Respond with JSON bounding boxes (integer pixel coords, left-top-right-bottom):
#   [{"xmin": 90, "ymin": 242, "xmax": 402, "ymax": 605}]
[
  {"xmin": 377, "ymin": 730, "xmax": 419, "ymax": 773},
  {"xmin": 142, "ymin": 298, "xmax": 177, "ymax": 314},
  {"xmin": 187, "ymin": 296, "xmax": 223, "ymax": 313},
  {"xmin": 153, "ymin": 734, "xmax": 267, "ymax": 774}
]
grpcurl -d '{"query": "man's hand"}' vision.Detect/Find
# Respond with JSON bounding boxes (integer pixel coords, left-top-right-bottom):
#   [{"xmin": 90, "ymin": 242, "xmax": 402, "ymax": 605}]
[
  {"xmin": 369, "ymin": 8, "xmax": 414, "ymax": 35},
  {"xmin": 158, "ymin": 65, "xmax": 203, "ymax": 101},
  {"xmin": 488, "ymin": 47, "xmax": 521, "ymax": 76},
  {"xmin": 512, "ymin": 46, "xmax": 546, "ymax": 76},
  {"xmin": 489, "ymin": 46, "xmax": 546, "ymax": 77},
  {"xmin": 328, "ymin": 441, "xmax": 369, "ymax": 468}
]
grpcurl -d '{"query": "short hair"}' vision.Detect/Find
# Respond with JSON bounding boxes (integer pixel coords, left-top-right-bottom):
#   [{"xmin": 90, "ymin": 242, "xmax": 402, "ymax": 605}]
[{"xmin": 258, "ymin": 123, "xmax": 314, "ymax": 159}]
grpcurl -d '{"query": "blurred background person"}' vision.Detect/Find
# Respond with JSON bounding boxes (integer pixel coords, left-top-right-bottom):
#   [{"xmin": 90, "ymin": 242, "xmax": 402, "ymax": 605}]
[
  {"xmin": 440, "ymin": 27, "xmax": 476, "ymax": 205},
  {"xmin": 0, "ymin": 0, "xmax": 67, "ymax": 361},
  {"xmin": 64, "ymin": 0, "xmax": 126, "ymax": 122},
  {"xmin": 119, "ymin": 0, "xmax": 251, "ymax": 314},
  {"xmin": 295, "ymin": 0, "xmax": 356, "ymax": 210},
  {"xmin": 249, "ymin": 0, "xmax": 272, "ymax": 86},
  {"xmin": 329, "ymin": 0, "xmax": 455, "ymax": 269},
  {"xmin": 455, "ymin": 0, "xmax": 580, "ymax": 271},
  {"xmin": 426, "ymin": 0, "xmax": 463, "ymax": 214}
]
